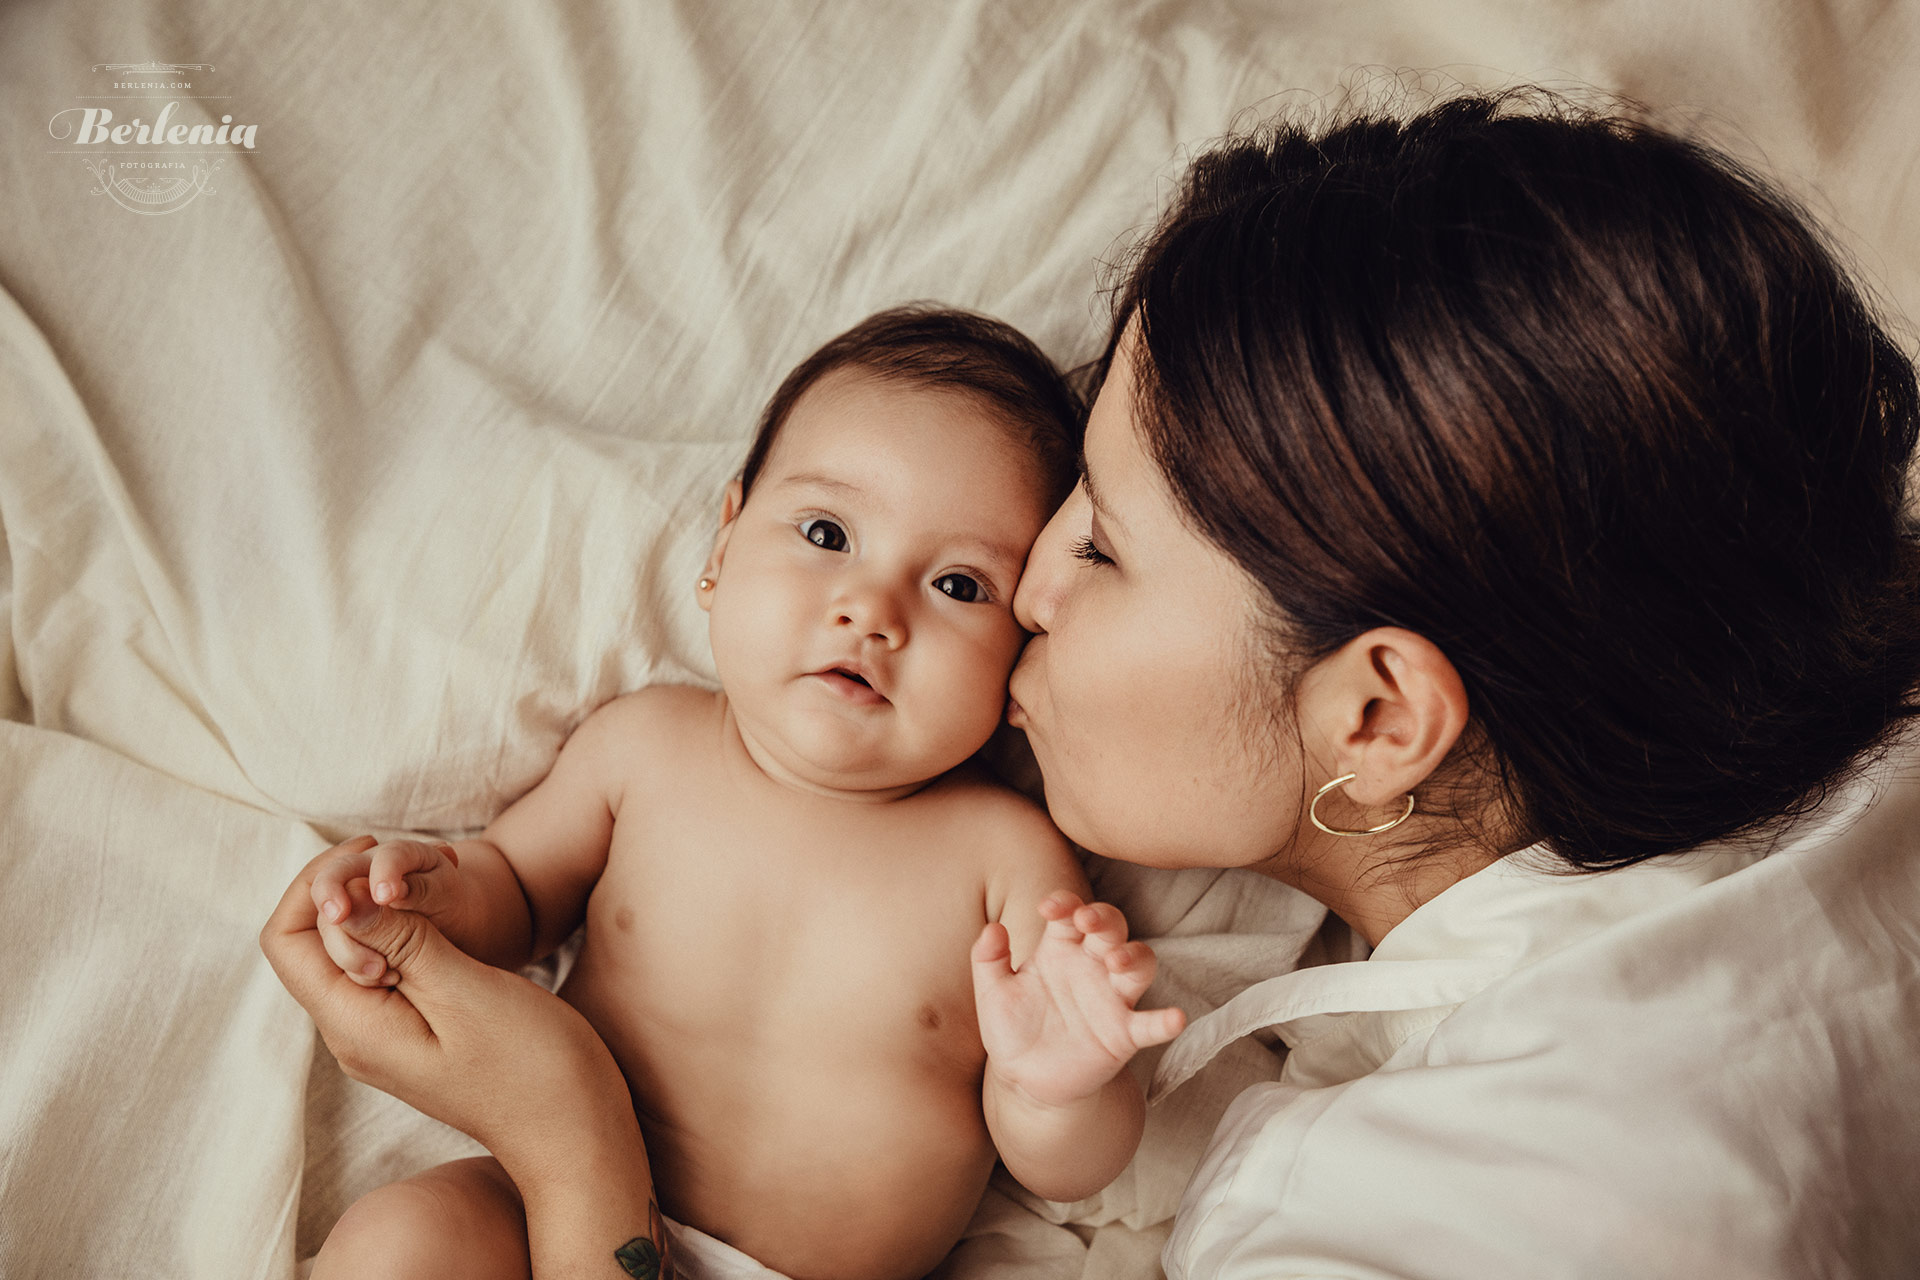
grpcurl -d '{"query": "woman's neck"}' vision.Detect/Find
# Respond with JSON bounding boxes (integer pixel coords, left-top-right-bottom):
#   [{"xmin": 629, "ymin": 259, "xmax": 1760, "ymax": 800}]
[{"xmin": 1247, "ymin": 824, "xmax": 1505, "ymax": 948}]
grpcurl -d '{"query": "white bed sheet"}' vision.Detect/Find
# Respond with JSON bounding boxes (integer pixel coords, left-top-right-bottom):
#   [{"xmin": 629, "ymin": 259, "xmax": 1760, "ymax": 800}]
[{"xmin": 2, "ymin": 1, "xmax": 1917, "ymax": 1277}]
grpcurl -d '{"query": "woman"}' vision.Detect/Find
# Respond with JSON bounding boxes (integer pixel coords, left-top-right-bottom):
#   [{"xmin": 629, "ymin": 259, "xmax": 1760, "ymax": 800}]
[{"xmin": 263, "ymin": 91, "xmax": 1920, "ymax": 1278}]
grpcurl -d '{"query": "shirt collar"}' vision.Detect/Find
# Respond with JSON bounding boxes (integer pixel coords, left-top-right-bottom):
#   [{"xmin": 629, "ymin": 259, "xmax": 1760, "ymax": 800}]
[{"xmin": 1149, "ymin": 843, "xmax": 1765, "ymax": 1102}]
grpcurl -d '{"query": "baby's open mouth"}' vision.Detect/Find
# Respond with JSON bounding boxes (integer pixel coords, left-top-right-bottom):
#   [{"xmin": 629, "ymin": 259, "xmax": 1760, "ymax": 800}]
[{"xmin": 815, "ymin": 666, "xmax": 887, "ymax": 705}]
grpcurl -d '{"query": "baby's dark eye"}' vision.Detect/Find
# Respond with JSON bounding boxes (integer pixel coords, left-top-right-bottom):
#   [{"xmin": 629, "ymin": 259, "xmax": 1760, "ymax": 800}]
[
  {"xmin": 934, "ymin": 573, "xmax": 985, "ymax": 603},
  {"xmin": 801, "ymin": 518, "xmax": 848, "ymax": 551}
]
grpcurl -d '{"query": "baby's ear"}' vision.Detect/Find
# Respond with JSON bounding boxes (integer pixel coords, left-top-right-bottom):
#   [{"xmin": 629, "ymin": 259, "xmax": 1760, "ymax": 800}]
[
  {"xmin": 718, "ymin": 477, "xmax": 744, "ymax": 526},
  {"xmin": 696, "ymin": 478, "xmax": 745, "ymax": 612}
]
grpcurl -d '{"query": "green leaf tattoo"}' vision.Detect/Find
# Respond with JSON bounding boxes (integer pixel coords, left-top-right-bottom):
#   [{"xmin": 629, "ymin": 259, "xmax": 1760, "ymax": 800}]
[
  {"xmin": 614, "ymin": 1194, "xmax": 673, "ymax": 1278},
  {"xmin": 615, "ymin": 1237, "xmax": 663, "ymax": 1279}
]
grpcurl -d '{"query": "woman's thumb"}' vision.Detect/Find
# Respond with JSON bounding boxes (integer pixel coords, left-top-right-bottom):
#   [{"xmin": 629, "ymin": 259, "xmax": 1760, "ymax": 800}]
[{"xmin": 338, "ymin": 878, "xmax": 456, "ymax": 986}]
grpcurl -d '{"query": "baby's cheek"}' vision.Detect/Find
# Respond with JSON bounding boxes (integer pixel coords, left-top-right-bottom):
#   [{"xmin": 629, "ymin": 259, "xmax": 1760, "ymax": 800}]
[
  {"xmin": 912, "ymin": 646, "xmax": 1001, "ymax": 750},
  {"xmin": 957, "ymin": 643, "xmax": 1023, "ymax": 739}
]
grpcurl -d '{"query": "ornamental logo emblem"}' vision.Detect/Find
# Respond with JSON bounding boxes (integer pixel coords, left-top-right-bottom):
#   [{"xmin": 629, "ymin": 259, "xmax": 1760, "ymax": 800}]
[{"xmin": 46, "ymin": 61, "xmax": 258, "ymax": 216}]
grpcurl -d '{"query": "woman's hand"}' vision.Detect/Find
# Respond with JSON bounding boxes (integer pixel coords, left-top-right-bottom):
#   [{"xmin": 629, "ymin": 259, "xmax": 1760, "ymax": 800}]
[
  {"xmin": 260, "ymin": 839, "xmax": 638, "ymax": 1184},
  {"xmin": 266, "ymin": 841, "xmax": 673, "ymax": 1275},
  {"xmin": 310, "ymin": 835, "xmax": 469, "ymax": 987}
]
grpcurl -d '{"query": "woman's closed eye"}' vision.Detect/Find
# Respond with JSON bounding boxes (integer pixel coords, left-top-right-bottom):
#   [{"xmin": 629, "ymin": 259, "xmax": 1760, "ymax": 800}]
[
  {"xmin": 1069, "ymin": 535, "xmax": 1112, "ymax": 567},
  {"xmin": 800, "ymin": 517, "xmax": 849, "ymax": 551}
]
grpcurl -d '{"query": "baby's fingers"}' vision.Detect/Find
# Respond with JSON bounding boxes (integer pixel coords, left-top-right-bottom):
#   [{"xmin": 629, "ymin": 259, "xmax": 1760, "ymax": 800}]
[
  {"xmin": 971, "ymin": 921, "xmax": 1014, "ymax": 975},
  {"xmin": 1103, "ymin": 939, "xmax": 1159, "ymax": 1004},
  {"xmin": 1071, "ymin": 901, "xmax": 1130, "ymax": 960},
  {"xmin": 310, "ymin": 835, "xmax": 379, "ymax": 925},
  {"xmin": 1037, "ymin": 891, "xmax": 1088, "ymax": 942},
  {"xmin": 369, "ymin": 840, "xmax": 458, "ymax": 908},
  {"xmin": 1127, "ymin": 1004, "xmax": 1187, "ymax": 1051}
]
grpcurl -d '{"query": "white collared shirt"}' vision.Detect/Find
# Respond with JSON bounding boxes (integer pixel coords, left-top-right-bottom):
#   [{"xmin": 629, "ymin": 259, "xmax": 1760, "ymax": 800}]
[{"xmin": 1157, "ymin": 758, "xmax": 1920, "ymax": 1280}]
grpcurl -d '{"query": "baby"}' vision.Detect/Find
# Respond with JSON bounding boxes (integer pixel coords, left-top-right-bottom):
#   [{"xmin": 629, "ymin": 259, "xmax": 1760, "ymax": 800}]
[{"xmin": 299, "ymin": 306, "xmax": 1187, "ymax": 1280}]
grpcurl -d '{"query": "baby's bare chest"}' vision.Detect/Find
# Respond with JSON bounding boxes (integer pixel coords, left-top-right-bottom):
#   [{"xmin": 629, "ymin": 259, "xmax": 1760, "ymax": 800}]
[{"xmin": 568, "ymin": 790, "xmax": 992, "ymax": 1071}]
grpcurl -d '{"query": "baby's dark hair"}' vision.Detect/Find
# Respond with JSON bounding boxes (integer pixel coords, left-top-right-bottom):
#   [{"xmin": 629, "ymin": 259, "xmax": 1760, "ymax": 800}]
[{"xmin": 738, "ymin": 304, "xmax": 1082, "ymax": 506}]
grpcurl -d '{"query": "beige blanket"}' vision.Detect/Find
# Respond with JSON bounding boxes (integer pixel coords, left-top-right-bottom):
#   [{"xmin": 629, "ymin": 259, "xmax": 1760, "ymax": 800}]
[{"xmin": 3, "ymin": 1, "xmax": 1916, "ymax": 1276}]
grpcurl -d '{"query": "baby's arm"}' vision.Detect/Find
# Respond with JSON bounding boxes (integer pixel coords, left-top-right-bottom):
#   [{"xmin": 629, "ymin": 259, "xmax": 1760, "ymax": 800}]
[
  {"xmin": 311, "ymin": 692, "xmax": 660, "ymax": 977},
  {"xmin": 972, "ymin": 803, "xmax": 1186, "ymax": 1204}
]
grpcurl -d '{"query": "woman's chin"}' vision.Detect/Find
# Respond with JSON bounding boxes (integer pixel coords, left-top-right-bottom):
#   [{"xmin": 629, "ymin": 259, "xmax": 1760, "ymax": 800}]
[
  {"xmin": 1017, "ymin": 729, "xmax": 1150, "ymax": 862},
  {"xmin": 1046, "ymin": 794, "xmax": 1209, "ymax": 869},
  {"xmin": 1029, "ymin": 777, "xmax": 1104, "ymax": 855}
]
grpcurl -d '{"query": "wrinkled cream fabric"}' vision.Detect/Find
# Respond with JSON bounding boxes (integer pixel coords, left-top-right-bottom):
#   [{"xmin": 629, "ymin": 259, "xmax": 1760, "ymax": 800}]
[{"xmin": 2, "ymin": 1, "xmax": 1917, "ymax": 1278}]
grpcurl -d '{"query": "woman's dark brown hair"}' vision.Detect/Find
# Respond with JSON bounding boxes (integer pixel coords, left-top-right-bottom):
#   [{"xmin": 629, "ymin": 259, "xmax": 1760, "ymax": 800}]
[{"xmin": 1114, "ymin": 90, "xmax": 1920, "ymax": 871}]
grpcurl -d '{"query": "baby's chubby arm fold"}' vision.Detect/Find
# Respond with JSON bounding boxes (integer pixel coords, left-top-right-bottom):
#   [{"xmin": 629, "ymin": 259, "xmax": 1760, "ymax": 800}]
[
  {"xmin": 310, "ymin": 691, "xmax": 660, "ymax": 977},
  {"xmin": 972, "ymin": 809, "xmax": 1186, "ymax": 1204}
]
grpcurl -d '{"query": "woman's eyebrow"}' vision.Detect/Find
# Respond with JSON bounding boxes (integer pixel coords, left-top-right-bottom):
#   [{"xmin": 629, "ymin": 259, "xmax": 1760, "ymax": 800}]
[{"xmin": 1078, "ymin": 452, "xmax": 1123, "ymax": 531}]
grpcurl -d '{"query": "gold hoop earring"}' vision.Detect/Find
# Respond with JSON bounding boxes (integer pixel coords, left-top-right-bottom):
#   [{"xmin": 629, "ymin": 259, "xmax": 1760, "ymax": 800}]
[
  {"xmin": 1309, "ymin": 772, "xmax": 1415, "ymax": 837},
  {"xmin": 697, "ymin": 577, "xmax": 714, "ymax": 591}
]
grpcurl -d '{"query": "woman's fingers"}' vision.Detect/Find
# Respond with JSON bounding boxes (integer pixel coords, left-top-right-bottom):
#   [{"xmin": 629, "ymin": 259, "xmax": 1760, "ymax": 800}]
[
  {"xmin": 267, "ymin": 868, "xmax": 483, "ymax": 1086},
  {"xmin": 319, "ymin": 891, "xmax": 398, "ymax": 985},
  {"xmin": 334, "ymin": 885, "xmax": 461, "ymax": 1000},
  {"xmin": 267, "ymin": 847, "xmax": 641, "ymax": 1184},
  {"xmin": 309, "ymin": 834, "xmax": 379, "ymax": 923},
  {"xmin": 311, "ymin": 836, "xmax": 458, "ymax": 917},
  {"xmin": 261, "ymin": 861, "xmax": 436, "ymax": 1076}
]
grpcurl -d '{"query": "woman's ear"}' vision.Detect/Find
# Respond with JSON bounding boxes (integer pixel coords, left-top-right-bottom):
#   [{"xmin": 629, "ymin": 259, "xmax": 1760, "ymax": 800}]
[
  {"xmin": 695, "ymin": 478, "xmax": 745, "ymax": 613},
  {"xmin": 1306, "ymin": 627, "xmax": 1468, "ymax": 808}
]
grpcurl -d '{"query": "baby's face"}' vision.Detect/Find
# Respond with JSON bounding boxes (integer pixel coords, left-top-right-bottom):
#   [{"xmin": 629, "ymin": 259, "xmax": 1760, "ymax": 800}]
[{"xmin": 703, "ymin": 369, "xmax": 1052, "ymax": 795}]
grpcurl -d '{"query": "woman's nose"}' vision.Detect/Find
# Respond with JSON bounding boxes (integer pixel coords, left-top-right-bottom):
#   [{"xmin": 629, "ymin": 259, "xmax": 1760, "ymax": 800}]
[{"xmin": 1013, "ymin": 500, "xmax": 1075, "ymax": 634}]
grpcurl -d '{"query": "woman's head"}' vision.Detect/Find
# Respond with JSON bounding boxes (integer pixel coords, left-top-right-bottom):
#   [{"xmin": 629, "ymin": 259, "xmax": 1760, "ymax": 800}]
[{"xmin": 1013, "ymin": 90, "xmax": 1920, "ymax": 883}]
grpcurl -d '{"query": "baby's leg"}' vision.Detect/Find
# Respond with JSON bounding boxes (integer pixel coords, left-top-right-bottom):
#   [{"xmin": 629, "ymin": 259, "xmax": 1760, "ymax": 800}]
[{"xmin": 311, "ymin": 1156, "xmax": 530, "ymax": 1280}]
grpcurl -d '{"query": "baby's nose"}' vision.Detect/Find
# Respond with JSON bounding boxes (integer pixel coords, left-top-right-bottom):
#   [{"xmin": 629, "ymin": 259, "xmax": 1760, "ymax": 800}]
[{"xmin": 832, "ymin": 582, "xmax": 907, "ymax": 647}]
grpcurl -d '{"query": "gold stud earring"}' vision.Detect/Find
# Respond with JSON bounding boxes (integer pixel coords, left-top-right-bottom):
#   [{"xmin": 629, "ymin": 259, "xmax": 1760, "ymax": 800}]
[
  {"xmin": 698, "ymin": 577, "xmax": 714, "ymax": 591},
  {"xmin": 1308, "ymin": 772, "xmax": 1415, "ymax": 837}
]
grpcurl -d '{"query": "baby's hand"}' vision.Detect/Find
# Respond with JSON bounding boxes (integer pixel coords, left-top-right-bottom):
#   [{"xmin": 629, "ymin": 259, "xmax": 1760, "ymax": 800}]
[
  {"xmin": 309, "ymin": 834, "xmax": 466, "ymax": 988},
  {"xmin": 971, "ymin": 891, "xmax": 1187, "ymax": 1108}
]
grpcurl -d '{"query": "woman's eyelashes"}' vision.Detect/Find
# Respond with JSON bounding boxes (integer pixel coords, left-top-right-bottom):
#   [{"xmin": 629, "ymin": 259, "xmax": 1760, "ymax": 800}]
[{"xmin": 1069, "ymin": 535, "xmax": 1112, "ymax": 567}]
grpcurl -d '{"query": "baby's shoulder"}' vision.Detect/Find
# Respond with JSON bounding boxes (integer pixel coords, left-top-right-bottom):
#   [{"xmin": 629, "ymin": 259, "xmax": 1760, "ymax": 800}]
[
  {"xmin": 924, "ymin": 773, "xmax": 1088, "ymax": 940},
  {"xmin": 610, "ymin": 682, "xmax": 720, "ymax": 721},
  {"xmin": 597, "ymin": 681, "xmax": 717, "ymax": 719},
  {"xmin": 574, "ymin": 684, "xmax": 721, "ymax": 766},
  {"xmin": 923, "ymin": 769, "xmax": 1075, "ymax": 865}
]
